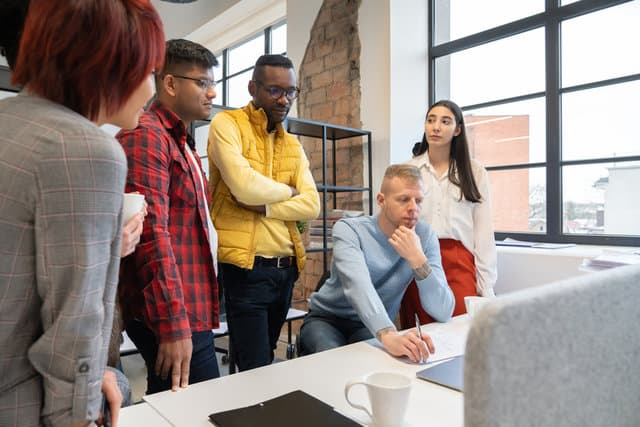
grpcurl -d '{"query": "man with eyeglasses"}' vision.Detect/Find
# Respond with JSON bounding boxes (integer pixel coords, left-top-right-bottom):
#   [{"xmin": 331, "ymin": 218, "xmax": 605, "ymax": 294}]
[
  {"xmin": 208, "ymin": 54, "xmax": 320, "ymax": 371},
  {"xmin": 116, "ymin": 39, "xmax": 221, "ymax": 394}
]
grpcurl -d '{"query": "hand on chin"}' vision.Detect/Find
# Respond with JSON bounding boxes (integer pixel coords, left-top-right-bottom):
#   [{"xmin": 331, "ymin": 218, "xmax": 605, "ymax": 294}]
[{"xmin": 401, "ymin": 219, "xmax": 418, "ymax": 229}]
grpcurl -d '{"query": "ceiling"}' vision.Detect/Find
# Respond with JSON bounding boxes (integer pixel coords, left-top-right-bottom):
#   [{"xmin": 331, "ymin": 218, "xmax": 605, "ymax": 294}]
[{"xmin": 151, "ymin": 0, "xmax": 239, "ymax": 40}]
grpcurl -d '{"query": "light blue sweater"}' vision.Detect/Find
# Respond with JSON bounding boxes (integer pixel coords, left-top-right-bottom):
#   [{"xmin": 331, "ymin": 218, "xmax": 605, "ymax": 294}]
[{"xmin": 309, "ymin": 215, "xmax": 454, "ymax": 336}]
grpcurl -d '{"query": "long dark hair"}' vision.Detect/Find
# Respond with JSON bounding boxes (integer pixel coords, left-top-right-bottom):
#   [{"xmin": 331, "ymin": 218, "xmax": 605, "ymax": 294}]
[{"xmin": 412, "ymin": 100, "xmax": 482, "ymax": 203}]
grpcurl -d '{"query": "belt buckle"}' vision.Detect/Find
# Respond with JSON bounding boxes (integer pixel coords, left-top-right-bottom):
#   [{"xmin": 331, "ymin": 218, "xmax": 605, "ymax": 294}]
[{"xmin": 276, "ymin": 257, "xmax": 288, "ymax": 269}]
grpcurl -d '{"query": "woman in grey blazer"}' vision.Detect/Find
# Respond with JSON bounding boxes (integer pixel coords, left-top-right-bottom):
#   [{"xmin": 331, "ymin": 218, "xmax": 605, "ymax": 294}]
[{"xmin": 0, "ymin": 1, "xmax": 165, "ymax": 426}]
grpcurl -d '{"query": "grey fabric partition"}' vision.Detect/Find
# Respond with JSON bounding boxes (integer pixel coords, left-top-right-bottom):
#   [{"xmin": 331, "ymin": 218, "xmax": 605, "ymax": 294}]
[{"xmin": 464, "ymin": 264, "xmax": 640, "ymax": 427}]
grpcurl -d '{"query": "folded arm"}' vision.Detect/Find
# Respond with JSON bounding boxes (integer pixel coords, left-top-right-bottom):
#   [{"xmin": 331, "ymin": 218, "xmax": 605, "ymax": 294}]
[
  {"xmin": 265, "ymin": 148, "xmax": 320, "ymax": 221},
  {"xmin": 208, "ymin": 113, "xmax": 293, "ymax": 205}
]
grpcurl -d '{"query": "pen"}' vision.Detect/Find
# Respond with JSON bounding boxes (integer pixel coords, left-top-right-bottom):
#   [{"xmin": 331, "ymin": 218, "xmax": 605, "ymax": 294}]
[{"xmin": 415, "ymin": 313, "xmax": 428, "ymax": 364}]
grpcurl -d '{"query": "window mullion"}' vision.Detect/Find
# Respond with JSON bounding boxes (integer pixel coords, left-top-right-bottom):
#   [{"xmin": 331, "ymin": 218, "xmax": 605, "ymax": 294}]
[
  {"xmin": 264, "ymin": 26, "xmax": 271, "ymax": 54},
  {"xmin": 222, "ymin": 48, "xmax": 229, "ymax": 106},
  {"xmin": 545, "ymin": 0, "xmax": 562, "ymax": 240}
]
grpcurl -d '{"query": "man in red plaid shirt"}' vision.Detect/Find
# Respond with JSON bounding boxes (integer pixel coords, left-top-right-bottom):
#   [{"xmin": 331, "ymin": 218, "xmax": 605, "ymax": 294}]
[{"xmin": 117, "ymin": 39, "xmax": 220, "ymax": 394}]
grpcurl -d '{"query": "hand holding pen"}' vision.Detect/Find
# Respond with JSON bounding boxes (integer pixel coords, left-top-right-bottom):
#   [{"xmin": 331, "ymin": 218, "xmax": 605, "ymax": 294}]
[
  {"xmin": 415, "ymin": 313, "xmax": 435, "ymax": 364},
  {"xmin": 377, "ymin": 324, "xmax": 435, "ymax": 364}
]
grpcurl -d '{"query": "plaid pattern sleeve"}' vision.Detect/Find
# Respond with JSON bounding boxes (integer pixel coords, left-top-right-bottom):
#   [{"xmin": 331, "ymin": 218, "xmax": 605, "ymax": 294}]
[
  {"xmin": 117, "ymin": 102, "xmax": 219, "ymax": 342},
  {"xmin": 0, "ymin": 93, "xmax": 126, "ymax": 426}
]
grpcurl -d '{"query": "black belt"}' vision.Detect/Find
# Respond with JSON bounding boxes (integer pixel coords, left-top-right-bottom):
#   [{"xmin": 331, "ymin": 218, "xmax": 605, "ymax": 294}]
[{"xmin": 254, "ymin": 256, "xmax": 295, "ymax": 269}]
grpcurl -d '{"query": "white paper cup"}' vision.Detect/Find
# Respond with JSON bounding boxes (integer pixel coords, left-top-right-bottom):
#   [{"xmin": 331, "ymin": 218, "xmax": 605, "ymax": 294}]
[
  {"xmin": 464, "ymin": 296, "xmax": 489, "ymax": 318},
  {"xmin": 122, "ymin": 193, "xmax": 145, "ymax": 223}
]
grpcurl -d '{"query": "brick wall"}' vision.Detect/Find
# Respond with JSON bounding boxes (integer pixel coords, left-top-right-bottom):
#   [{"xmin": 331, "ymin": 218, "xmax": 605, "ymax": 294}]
[{"xmin": 294, "ymin": 0, "xmax": 364, "ymax": 304}]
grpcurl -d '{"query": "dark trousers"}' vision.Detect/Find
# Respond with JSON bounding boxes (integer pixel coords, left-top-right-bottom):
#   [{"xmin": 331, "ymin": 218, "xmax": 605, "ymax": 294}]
[
  {"xmin": 125, "ymin": 320, "xmax": 220, "ymax": 395},
  {"xmin": 220, "ymin": 261, "xmax": 297, "ymax": 372},
  {"xmin": 298, "ymin": 309, "xmax": 373, "ymax": 355}
]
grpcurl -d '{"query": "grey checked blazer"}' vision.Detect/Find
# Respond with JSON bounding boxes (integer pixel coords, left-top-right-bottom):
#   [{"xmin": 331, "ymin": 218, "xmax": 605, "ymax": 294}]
[{"xmin": 0, "ymin": 93, "xmax": 126, "ymax": 426}]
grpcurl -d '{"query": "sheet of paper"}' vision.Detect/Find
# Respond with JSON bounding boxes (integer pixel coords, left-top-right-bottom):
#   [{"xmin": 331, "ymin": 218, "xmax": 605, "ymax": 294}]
[
  {"xmin": 497, "ymin": 238, "xmax": 576, "ymax": 249},
  {"xmin": 368, "ymin": 319, "xmax": 469, "ymax": 364},
  {"xmin": 581, "ymin": 249, "xmax": 640, "ymax": 272},
  {"xmin": 423, "ymin": 325, "xmax": 468, "ymax": 364}
]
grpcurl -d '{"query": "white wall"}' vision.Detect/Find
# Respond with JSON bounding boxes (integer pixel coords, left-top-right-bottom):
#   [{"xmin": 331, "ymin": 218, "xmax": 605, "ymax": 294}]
[
  {"xmin": 388, "ymin": 1, "xmax": 428, "ymax": 168},
  {"xmin": 286, "ymin": 0, "xmax": 323, "ymax": 118},
  {"xmin": 605, "ymin": 166, "xmax": 640, "ymax": 235},
  {"xmin": 495, "ymin": 246, "xmax": 590, "ymax": 295},
  {"xmin": 357, "ymin": 0, "xmax": 392, "ymax": 203}
]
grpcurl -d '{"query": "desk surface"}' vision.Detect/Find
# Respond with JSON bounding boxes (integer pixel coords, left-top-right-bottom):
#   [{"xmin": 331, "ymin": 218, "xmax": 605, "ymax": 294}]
[
  {"xmin": 119, "ymin": 401, "xmax": 172, "ymax": 427},
  {"xmin": 137, "ymin": 316, "xmax": 469, "ymax": 427}
]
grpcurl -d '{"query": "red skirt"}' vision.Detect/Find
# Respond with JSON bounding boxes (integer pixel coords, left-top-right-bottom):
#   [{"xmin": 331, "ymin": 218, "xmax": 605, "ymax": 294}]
[{"xmin": 399, "ymin": 238, "xmax": 476, "ymax": 328}]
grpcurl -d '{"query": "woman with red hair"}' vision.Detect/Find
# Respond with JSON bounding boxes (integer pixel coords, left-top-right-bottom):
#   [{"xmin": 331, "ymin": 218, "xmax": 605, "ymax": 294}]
[{"xmin": 0, "ymin": 1, "xmax": 164, "ymax": 426}]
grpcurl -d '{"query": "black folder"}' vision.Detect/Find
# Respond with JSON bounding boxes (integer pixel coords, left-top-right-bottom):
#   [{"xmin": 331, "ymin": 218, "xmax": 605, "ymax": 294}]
[
  {"xmin": 208, "ymin": 390, "xmax": 361, "ymax": 427},
  {"xmin": 416, "ymin": 355, "xmax": 464, "ymax": 392}
]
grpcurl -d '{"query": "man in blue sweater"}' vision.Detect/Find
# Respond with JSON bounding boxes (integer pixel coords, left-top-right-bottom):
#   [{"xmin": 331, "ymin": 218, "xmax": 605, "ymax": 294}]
[{"xmin": 299, "ymin": 164, "xmax": 454, "ymax": 362}]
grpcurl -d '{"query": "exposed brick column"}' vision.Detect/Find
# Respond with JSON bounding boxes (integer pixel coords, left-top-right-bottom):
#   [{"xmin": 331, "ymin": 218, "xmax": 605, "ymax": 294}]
[{"xmin": 295, "ymin": 0, "xmax": 364, "ymax": 303}]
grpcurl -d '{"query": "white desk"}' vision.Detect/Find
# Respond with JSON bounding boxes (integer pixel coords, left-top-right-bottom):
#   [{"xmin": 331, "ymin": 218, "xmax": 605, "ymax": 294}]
[
  {"xmin": 118, "ymin": 401, "xmax": 172, "ymax": 427},
  {"xmin": 139, "ymin": 316, "xmax": 470, "ymax": 427}
]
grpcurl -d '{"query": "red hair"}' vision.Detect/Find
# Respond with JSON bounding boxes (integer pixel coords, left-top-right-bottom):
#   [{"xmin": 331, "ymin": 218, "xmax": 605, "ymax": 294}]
[{"xmin": 12, "ymin": 0, "xmax": 165, "ymax": 121}]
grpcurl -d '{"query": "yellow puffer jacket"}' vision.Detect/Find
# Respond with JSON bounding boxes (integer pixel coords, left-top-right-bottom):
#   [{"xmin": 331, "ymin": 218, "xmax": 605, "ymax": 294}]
[{"xmin": 208, "ymin": 103, "xmax": 307, "ymax": 271}]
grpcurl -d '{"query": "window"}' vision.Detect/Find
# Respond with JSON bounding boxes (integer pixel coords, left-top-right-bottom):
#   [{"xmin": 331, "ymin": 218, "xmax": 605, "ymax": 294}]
[
  {"xmin": 215, "ymin": 21, "xmax": 287, "ymax": 108},
  {"xmin": 0, "ymin": 65, "xmax": 19, "ymax": 97},
  {"xmin": 429, "ymin": 0, "xmax": 640, "ymax": 245}
]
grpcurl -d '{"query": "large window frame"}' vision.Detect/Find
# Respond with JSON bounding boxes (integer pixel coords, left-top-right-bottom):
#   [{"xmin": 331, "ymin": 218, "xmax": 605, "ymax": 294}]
[
  {"xmin": 429, "ymin": 0, "xmax": 640, "ymax": 246},
  {"xmin": 215, "ymin": 20, "xmax": 287, "ymax": 107}
]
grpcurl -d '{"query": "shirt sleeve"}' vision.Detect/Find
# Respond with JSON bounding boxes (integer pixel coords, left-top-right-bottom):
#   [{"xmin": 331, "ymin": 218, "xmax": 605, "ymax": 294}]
[
  {"xmin": 472, "ymin": 165, "xmax": 497, "ymax": 297},
  {"xmin": 208, "ymin": 112, "xmax": 293, "ymax": 205},
  {"xmin": 118, "ymin": 125, "xmax": 191, "ymax": 342},
  {"xmin": 415, "ymin": 226, "xmax": 455, "ymax": 322},
  {"xmin": 332, "ymin": 221, "xmax": 396, "ymax": 335},
  {"xmin": 30, "ymin": 135, "xmax": 126, "ymax": 425},
  {"xmin": 266, "ymin": 146, "xmax": 321, "ymax": 221}
]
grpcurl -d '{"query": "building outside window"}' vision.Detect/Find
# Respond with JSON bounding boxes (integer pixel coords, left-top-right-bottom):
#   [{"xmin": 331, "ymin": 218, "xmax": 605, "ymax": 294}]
[
  {"xmin": 215, "ymin": 21, "xmax": 287, "ymax": 108},
  {"xmin": 430, "ymin": 0, "xmax": 640, "ymax": 245}
]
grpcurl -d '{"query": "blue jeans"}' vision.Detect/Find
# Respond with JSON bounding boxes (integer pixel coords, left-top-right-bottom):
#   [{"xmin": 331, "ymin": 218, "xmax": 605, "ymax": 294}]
[
  {"xmin": 125, "ymin": 320, "xmax": 220, "ymax": 395},
  {"xmin": 298, "ymin": 309, "xmax": 373, "ymax": 355},
  {"xmin": 220, "ymin": 261, "xmax": 297, "ymax": 371}
]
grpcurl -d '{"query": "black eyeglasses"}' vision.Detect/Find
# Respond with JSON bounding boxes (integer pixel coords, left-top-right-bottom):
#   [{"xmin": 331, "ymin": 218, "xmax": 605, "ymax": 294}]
[
  {"xmin": 171, "ymin": 74, "xmax": 216, "ymax": 91},
  {"xmin": 253, "ymin": 80, "xmax": 300, "ymax": 100}
]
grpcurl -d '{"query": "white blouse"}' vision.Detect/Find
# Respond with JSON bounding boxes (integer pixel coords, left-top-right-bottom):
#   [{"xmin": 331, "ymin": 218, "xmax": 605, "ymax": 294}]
[
  {"xmin": 185, "ymin": 145, "xmax": 218, "ymax": 274},
  {"xmin": 407, "ymin": 153, "xmax": 497, "ymax": 297}
]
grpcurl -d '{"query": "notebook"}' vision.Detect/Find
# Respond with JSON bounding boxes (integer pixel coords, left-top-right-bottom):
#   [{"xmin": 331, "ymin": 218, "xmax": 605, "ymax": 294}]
[
  {"xmin": 208, "ymin": 390, "xmax": 361, "ymax": 427},
  {"xmin": 416, "ymin": 355, "xmax": 464, "ymax": 392}
]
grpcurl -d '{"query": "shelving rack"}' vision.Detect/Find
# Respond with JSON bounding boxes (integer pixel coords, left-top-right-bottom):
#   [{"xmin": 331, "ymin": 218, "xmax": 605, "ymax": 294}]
[{"xmin": 286, "ymin": 117, "xmax": 372, "ymax": 275}]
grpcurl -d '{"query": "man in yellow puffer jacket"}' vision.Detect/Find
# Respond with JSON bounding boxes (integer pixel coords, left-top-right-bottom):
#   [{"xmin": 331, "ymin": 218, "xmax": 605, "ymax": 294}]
[{"xmin": 208, "ymin": 54, "xmax": 320, "ymax": 371}]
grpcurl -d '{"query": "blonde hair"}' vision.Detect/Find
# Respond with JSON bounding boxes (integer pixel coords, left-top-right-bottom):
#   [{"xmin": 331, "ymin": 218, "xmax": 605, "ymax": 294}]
[{"xmin": 380, "ymin": 164, "xmax": 422, "ymax": 193}]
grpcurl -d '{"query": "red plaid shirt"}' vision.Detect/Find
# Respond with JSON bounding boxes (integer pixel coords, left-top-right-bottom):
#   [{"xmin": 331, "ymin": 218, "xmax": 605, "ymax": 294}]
[{"xmin": 117, "ymin": 100, "xmax": 219, "ymax": 342}]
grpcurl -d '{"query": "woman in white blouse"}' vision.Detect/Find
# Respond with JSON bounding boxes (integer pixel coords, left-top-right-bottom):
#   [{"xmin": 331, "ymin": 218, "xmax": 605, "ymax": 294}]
[{"xmin": 399, "ymin": 100, "xmax": 497, "ymax": 327}]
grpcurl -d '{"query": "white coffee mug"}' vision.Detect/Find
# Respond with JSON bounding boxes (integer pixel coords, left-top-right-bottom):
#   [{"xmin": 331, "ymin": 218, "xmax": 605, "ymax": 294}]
[
  {"xmin": 122, "ymin": 193, "xmax": 145, "ymax": 223},
  {"xmin": 344, "ymin": 371, "xmax": 412, "ymax": 427}
]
